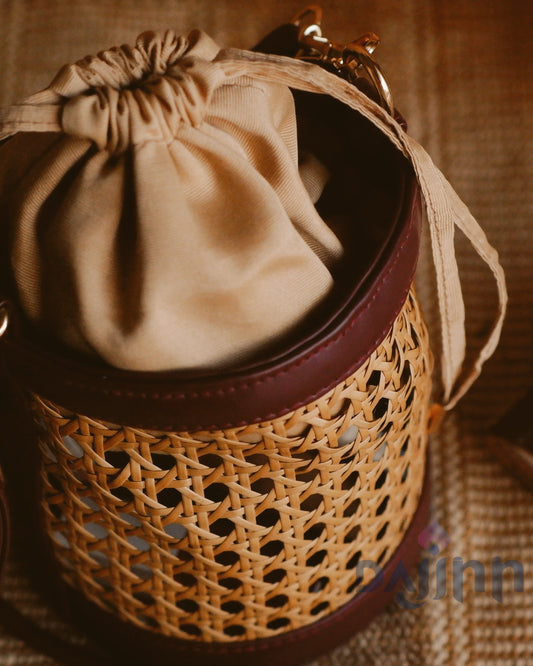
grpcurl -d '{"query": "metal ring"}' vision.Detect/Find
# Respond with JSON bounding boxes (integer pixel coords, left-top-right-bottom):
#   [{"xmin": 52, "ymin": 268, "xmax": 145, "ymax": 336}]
[
  {"xmin": 350, "ymin": 49, "xmax": 394, "ymax": 116},
  {"xmin": 0, "ymin": 304, "xmax": 10, "ymax": 339}
]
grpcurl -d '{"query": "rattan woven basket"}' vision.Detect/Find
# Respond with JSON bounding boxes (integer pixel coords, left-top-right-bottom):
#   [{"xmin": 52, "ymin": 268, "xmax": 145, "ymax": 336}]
[{"xmin": 32, "ymin": 288, "xmax": 431, "ymax": 644}]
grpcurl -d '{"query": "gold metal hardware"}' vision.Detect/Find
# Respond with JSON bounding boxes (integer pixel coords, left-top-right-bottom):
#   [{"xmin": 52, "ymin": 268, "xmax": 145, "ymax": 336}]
[
  {"xmin": 0, "ymin": 302, "xmax": 9, "ymax": 339},
  {"xmin": 292, "ymin": 5, "xmax": 394, "ymax": 115}
]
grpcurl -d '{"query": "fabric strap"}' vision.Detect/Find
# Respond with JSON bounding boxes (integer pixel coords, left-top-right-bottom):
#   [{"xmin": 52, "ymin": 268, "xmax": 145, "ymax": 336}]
[{"xmin": 0, "ymin": 47, "xmax": 507, "ymax": 411}]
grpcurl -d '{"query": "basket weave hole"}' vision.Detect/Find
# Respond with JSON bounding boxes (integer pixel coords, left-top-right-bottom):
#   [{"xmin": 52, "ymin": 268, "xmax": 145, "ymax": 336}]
[
  {"xmin": 90, "ymin": 550, "xmax": 110, "ymax": 567},
  {"xmin": 343, "ymin": 497, "xmax": 361, "ymax": 518},
  {"xmin": 139, "ymin": 615, "xmax": 160, "ymax": 630},
  {"xmin": 48, "ymin": 503, "xmax": 64, "ymax": 521},
  {"xmin": 94, "ymin": 576, "xmax": 112, "ymax": 591},
  {"xmin": 127, "ymin": 535, "xmax": 151, "ymax": 551},
  {"xmin": 214, "ymin": 551, "xmax": 240, "ymax": 567},
  {"xmin": 211, "ymin": 517, "xmax": 235, "ymax": 536},
  {"xmin": 257, "ymin": 508, "xmax": 280, "ymax": 528},
  {"xmin": 175, "ymin": 599, "xmax": 199, "ymax": 613},
  {"xmin": 157, "ymin": 487, "xmax": 182, "ymax": 508},
  {"xmin": 131, "ymin": 563, "xmax": 154, "ymax": 580},
  {"xmin": 341, "ymin": 470, "xmax": 359, "ymax": 491},
  {"xmin": 372, "ymin": 441, "xmax": 388, "ymax": 462},
  {"xmin": 337, "ymin": 425, "xmax": 359, "ymax": 446},
  {"xmin": 376, "ymin": 522, "xmax": 389, "ymax": 540},
  {"xmin": 52, "ymin": 531, "xmax": 70, "ymax": 548},
  {"xmin": 204, "ymin": 482, "xmax": 230, "ymax": 503},
  {"xmin": 250, "ymin": 477, "xmax": 275, "ymax": 497},
  {"xmin": 244, "ymin": 453, "xmax": 269, "ymax": 469},
  {"xmin": 84, "ymin": 522, "xmax": 108, "ymax": 540},
  {"xmin": 346, "ymin": 550, "xmax": 362, "ymax": 570},
  {"xmin": 104, "ymin": 449, "xmax": 130, "ymax": 472},
  {"xmin": 150, "ymin": 453, "xmax": 176, "ymax": 470},
  {"xmin": 265, "ymin": 594, "xmax": 288, "ymax": 608},
  {"xmin": 367, "ymin": 369, "xmax": 383, "ymax": 388},
  {"xmin": 375, "ymin": 468, "xmax": 388, "ymax": 488},
  {"xmin": 343, "ymin": 525, "xmax": 360, "ymax": 544},
  {"xmin": 174, "ymin": 572, "xmax": 196, "ymax": 588},
  {"xmin": 376, "ymin": 495, "xmax": 390, "ymax": 516},
  {"xmin": 309, "ymin": 576, "xmax": 329, "ymax": 593},
  {"xmin": 263, "ymin": 568, "xmax": 286, "ymax": 584},
  {"xmin": 42, "ymin": 443, "xmax": 58, "ymax": 462},
  {"xmin": 303, "ymin": 522, "xmax": 326, "ymax": 541},
  {"xmin": 82, "ymin": 496, "xmax": 99, "ymax": 511},
  {"xmin": 219, "ymin": 577, "xmax": 242, "ymax": 590},
  {"xmin": 372, "ymin": 397, "xmax": 390, "ymax": 421},
  {"xmin": 310, "ymin": 601, "xmax": 329, "ymax": 616},
  {"xmin": 400, "ymin": 360, "xmax": 412, "ymax": 387},
  {"xmin": 295, "ymin": 467, "xmax": 321, "ymax": 484},
  {"xmin": 377, "ymin": 546, "xmax": 389, "ymax": 565},
  {"xmin": 133, "ymin": 592, "xmax": 156, "ymax": 606},
  {"xmin": 198, "ymin": 453, "xmax": 224, "ymax": 469},
  {"xmin": 260, "ymin": 540, "xmax": 284, "ymax": 557},
  {"xmin": 300, "ymin": 493, "xmax": 323, "ymax": 512},
  {"xmin": 163, "ymin": 522, "xmax": 187, "ymax": 539},
  {"xmin": 267, "ymin": 617, "xmax": 290, "ymax": 630},
  {"xmin": 180, "ymin": 624, "xmax": 201, "ymax": 637},
  {"xmin": 224, "ymin": 625, "xmax": 246, "ymax": 638},
  {"xmin": 306, "ymin": 550, "xmax": 327, "ymax": 567},
  {"xmin": 119, "ymin": 512, "xmax": 142, "ymax": 527},
  {"xmin": 111, "ymin": 486, "xmax": 134, "ymax": 503},
  {"xmin": 221, "ymin": 600, "xmax": 245, "ymax": 614},
  {"xmin": 62, "ymin": 435, "xmax": 83, "ymax": 459},
  {"xmin": 47, "ymin": 473, "xmax": 63, "ymax": 493}
]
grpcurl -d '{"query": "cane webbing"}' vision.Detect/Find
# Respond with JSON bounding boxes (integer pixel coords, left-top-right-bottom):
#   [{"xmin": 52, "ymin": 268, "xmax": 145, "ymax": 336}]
[{"xmin": 31, "ymin": 289, "xmax": 431, "ymax": 642}]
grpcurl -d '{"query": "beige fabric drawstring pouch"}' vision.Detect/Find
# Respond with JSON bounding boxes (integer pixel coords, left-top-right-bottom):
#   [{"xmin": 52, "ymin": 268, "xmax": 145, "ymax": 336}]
[{"xmin": 0, "ymin": 30, "xmax": 342, "ymax": 372}]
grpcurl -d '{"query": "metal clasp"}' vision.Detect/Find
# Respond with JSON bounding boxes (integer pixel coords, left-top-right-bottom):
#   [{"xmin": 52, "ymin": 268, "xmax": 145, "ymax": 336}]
[{"xmin": 292, "ymin": 5, "xmax": 394, "ymax": 115}]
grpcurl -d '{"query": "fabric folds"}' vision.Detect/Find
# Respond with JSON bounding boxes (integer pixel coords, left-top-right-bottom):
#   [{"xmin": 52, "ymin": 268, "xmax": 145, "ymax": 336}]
[{"xmin": 0, "ymin": 30, "xmax": 343, "ymax": 371}]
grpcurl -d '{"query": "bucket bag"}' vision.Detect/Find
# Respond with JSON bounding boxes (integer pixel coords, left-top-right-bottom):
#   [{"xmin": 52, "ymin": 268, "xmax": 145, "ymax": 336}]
[{"xmin": 0, "ymin": 7, "xmax": 506, "ymax": 665}]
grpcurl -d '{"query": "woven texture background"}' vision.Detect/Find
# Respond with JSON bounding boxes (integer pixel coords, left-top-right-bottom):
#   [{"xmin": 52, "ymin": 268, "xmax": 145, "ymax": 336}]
[{"xmin": 0, "ymin": 0, "xmax": 532, "ymax": 664}]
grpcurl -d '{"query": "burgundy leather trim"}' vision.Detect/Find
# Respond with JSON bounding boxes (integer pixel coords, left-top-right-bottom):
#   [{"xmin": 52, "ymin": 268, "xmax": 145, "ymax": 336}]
[
  {"xmin": 48, "ymin": 458, "xmax": 430, "ymax": 666},
  {"xmin": 2, "ymin": 176, "xmax": 420, "ymax": 431}
]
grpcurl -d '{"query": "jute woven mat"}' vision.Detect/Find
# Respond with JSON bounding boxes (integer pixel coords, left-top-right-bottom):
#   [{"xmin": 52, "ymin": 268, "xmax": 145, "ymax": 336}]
[{"xmin": 0, "ymin": 1, "xmax": 532, "ymax": 663}]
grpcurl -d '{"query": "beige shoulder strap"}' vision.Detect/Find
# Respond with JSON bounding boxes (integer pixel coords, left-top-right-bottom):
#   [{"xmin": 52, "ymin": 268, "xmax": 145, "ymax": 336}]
[{"xmin": 215, "ymin": 49, "xmax": 507, "ymax": 412}]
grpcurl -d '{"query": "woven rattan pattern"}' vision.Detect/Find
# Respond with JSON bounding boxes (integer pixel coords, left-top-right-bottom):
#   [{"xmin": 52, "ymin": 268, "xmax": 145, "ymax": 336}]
[{"xmin": 32, "ymin": 290, "xmax": 432, "ymax": 643}]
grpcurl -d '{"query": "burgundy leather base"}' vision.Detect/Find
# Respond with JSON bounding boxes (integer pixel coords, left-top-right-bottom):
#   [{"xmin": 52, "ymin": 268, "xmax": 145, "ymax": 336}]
[{"xmin": 42, "ymin": 461, "xmax": 431, "ymax": 666}]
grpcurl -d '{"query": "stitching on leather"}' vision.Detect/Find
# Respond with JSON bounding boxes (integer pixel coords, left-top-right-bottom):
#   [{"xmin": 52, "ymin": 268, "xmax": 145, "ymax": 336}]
[{"xmin": 127, "ymin": 281, "xmax": 410, "ymax": 431}]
